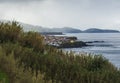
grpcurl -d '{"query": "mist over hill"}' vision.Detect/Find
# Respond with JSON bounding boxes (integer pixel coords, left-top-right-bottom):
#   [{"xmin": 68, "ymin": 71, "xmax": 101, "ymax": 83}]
[
  {"xmin": 18, "ymin": 21, "xmax": 119, "ymax": 33},
  {"xmin": 20, "ymin": 23, "xmax": 120, "ymax": 33},
  {"xmin": 19, "ymin": 22, "xmax": 82, "ymax": 33},
  {"xmin": 0, "ymin": 20, "xmax": 119, "ymax": 33}
]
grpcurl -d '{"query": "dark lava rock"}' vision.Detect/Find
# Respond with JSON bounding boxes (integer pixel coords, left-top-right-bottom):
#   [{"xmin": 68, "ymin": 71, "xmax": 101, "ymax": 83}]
[
  {"xmin": 86, "ymin": 41, "xmax": 105, "ymax": 43},
  {"xmin": 58, "ymin": 41, "xmax": 87, "ymax": 48}
]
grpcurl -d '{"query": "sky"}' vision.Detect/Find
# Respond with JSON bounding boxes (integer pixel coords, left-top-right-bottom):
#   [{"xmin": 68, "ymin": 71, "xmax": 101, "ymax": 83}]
[{"xmin": 0, "ymin": 0, "xmax": 120, "ymax": 30}]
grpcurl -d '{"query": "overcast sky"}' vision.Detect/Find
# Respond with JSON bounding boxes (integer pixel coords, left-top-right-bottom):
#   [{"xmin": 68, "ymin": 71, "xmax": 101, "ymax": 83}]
[{"xmin": 0, "ymin": 0, "xmax": 120, "ymax": 30}]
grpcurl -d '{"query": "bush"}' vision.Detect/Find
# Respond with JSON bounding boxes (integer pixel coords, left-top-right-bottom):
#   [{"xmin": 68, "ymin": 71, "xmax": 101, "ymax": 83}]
[{"xmin": 0, "ymin": 21, "xmax": 22, "ymax": 43}]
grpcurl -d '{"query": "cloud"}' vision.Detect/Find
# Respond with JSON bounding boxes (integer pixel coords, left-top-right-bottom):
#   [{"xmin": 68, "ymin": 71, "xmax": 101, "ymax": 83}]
[
  {"xmin": 0, "ymin": 0, "xmax": 120, "ymax": 30},
  {"xmin": 0, "ymin": 0, "xmax": 42, "ymax": 2}
]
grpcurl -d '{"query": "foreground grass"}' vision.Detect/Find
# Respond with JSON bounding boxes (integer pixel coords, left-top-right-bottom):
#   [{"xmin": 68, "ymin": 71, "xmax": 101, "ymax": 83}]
[
  {"xmin": 0, "ymin": 21, "xmax": 120, "ymax": 83},
  {"xmin": 0, "ymin": 70, "xmax": 8, "ymax": 83}
]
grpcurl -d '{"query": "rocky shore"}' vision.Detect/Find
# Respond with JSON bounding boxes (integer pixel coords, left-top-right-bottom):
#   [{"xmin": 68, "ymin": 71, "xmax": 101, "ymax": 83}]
[
  {"xmin": 43, "ymin": 35, "xmax": 88, "ymax": 48},
  {"xmin": 58, "ymin": 41, "xmax": 87, "ymax": 48},
  {"xmin": 43, "ymin": 35, "xmax": 106, "ymax": 48}
]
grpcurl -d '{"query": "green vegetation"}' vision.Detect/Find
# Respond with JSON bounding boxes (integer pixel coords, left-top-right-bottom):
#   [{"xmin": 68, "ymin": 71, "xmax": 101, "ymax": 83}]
[
  {"xmin": 0, "ymin": 21, "xmax": 120, "ymax": 83},
  {"xmin": 0, "ymin": 70, "xmax": 8, "ymax": 83}
]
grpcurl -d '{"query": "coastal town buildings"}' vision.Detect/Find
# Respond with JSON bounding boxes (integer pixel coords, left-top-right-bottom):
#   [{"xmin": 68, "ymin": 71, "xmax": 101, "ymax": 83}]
[{"xmin": 43, "ymin": 35, "xmax": 77, "ymax": 47}]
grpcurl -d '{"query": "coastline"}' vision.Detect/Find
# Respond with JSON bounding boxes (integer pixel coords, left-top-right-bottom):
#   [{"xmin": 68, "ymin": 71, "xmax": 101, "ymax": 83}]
[{"xmin": 43, "ymin": 35, "xmax": 89, "ymax": 48}]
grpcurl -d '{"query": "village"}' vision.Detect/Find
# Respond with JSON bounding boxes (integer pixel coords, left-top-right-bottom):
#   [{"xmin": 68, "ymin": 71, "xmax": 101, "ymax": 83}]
[{"xmin": 43, "ymin": 35, "xmax": 78, "ymax": 47}]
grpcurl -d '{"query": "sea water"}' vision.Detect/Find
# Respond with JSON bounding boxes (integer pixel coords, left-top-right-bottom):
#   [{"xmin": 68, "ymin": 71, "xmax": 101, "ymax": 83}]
[{"xmin": 63, "ymin": 33, "xmax": 120, "ymax": 68}]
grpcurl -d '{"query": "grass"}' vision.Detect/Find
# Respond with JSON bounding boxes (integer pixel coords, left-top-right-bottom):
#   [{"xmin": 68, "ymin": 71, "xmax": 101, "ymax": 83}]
[{"xmin": 0, "ymin": 70, "xmax": 8, "ymax": 83}]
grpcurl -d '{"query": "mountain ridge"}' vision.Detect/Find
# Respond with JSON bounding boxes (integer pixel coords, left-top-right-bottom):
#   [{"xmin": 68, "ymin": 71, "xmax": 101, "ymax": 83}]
[
  {"xmin": 21, "ymin": 23, "xmax": 120, "ymax": 33},
  {"xmin": 0, "ymin": 20, "xmax": 119, "ymax": 33}
]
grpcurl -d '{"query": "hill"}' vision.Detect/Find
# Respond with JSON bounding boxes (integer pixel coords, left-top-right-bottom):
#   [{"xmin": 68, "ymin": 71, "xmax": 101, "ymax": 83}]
[
  {"xmin": 50, "ymin": 27, "xmax": 82, "ymax": 33},
  {"xmin": 83, "ymin": 28, "xmax": 119, "ymax": 33},
  {"xmin": 21, "ymin": 23, "xmax": 120, "ymax": 33},
  {"xmin": 21, "ymin": 23, "xmax": 82, "ymax": 33},
  {"xmin": 0, "ymin": 20, "xmax": 119, "ymax": 33}
]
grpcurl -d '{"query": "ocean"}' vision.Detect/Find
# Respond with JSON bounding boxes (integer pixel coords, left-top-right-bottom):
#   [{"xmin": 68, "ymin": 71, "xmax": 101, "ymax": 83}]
[{"xmin": 63, "ymin": 33, "xmax": 120, "ymax": 68}]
